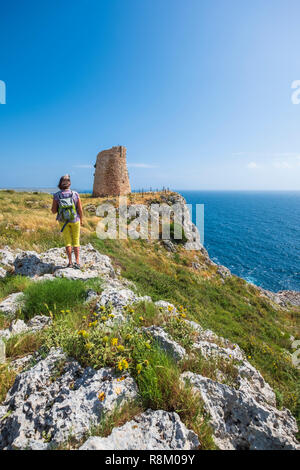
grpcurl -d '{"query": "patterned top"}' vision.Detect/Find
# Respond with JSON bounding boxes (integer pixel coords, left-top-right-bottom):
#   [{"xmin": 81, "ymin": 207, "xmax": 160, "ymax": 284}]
[{"xmin": 53, "ymin": 190, "xmax": 80, "ymax": 223}]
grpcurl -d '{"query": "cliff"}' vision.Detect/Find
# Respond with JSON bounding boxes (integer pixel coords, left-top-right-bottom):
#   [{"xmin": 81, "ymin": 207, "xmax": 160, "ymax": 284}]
[{"xmin": 0, "ymin": 190, "xmax": 299, "ymax": 450}]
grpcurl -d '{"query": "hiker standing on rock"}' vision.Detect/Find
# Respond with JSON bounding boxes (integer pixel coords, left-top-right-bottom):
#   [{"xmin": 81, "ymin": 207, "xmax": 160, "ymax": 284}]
[{"xmin": 51, "ymin": 174, "xmax": 83, "ymax": 269}]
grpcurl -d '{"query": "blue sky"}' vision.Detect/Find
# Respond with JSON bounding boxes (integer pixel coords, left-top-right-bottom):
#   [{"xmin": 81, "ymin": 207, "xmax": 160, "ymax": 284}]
[{"xmin": 0, "ymin": 0, "xmax": 300, "ymax": 190}]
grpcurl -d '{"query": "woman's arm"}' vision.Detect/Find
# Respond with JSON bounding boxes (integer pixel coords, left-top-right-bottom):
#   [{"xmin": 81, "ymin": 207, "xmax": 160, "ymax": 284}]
[
  {"xmin": 77, "ymin": 196, "xmax": 83, "ymax": 225},
  {"xmin": 51, "ymin": 198, "xmax": 58, "ymax": 214}
]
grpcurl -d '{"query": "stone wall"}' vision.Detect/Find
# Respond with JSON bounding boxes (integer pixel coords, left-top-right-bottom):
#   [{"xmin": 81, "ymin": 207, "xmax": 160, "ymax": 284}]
[{"xmin": 92, "ymin": 146, "xmax": 131, "ymax": 197}]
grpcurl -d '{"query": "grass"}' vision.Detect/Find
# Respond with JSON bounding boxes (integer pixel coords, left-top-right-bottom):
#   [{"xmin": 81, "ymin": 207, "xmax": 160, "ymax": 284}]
[
  {"xmin": 0, "ymin": 364, "xmax": 16, "ymax": 402},
  {"xmin": 90, "ymin": 236, "xmax": 300, "ymax": 423},
  {"xmin": 0, "ymin": 275, "xmax": 32, "ymax": 302},
  {"xmin": 5, "ymin": 331, "xmax": 44, "ymax": 360},
  {"xmin": 21, "ymin": 278, "xmax": 87, "ymax": 320},
  {"xmin": 0, "ymin": 190, "xmax": 299, "ymax": 443}
]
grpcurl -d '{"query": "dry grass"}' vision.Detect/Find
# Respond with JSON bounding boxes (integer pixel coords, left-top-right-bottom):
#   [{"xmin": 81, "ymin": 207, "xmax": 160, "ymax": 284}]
[
  {"xmin": 0, "ymin": 364, "xmax": 16, "ymax": 402},
  {"xmin": 6, "ymin": 332, "xmax": 44, "ymax": 360}
]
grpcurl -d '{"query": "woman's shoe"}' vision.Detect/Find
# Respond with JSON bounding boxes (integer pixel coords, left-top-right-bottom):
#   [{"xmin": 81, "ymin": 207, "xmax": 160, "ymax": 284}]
[
  {"xmin": 66, "ymin": 263, "xmax": 73, "ymax": 268},
  {"xmin": 73, "ymin": 262, "xmax": 81, "ymax": 270}
]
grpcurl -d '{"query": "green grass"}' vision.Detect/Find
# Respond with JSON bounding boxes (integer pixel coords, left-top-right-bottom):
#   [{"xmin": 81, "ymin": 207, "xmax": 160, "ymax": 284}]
[
  {"xmin": 21, "ymin": 278, "xmax": 87, "ymax": 320},
  {"xmin": 91, "ymin": 236, "xmax": 300, "ymax": 424},
  {"xmin": 0, "ymin": 275, "xmax": 33, "ymax": 302}
]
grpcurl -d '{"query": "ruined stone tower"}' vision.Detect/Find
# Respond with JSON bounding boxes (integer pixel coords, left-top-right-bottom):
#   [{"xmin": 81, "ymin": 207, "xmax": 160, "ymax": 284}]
[{"xmin": 92, "ymin": 146, "xmax": 131, "ymax": 197}]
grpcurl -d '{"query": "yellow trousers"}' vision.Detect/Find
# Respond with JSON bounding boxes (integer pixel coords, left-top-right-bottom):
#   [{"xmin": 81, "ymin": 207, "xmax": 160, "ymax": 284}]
[{"xmin": 60, "ymin": 221, "xmax": 80, "ymax": 247}]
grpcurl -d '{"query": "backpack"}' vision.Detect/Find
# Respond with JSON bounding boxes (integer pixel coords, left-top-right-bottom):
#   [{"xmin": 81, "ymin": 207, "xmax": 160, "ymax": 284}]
[{"xmin": 57, "ymin": 191, "xmax": 77, "ymax": 232}]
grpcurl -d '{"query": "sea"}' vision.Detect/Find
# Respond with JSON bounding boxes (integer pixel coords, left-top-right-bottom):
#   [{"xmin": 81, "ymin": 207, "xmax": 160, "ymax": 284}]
[
  {"xmin": 179, "ymin": 190, "xmax": 300, "ymax": 293},
  {"xmin": 1, "ymin": 188, "xmax": 299, "ymax": 292}
]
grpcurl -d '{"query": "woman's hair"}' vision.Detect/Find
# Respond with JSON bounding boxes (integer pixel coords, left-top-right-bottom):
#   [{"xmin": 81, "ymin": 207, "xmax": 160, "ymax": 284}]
[{"xmin": 58, "ymin": 174, "xmax": 71, "ymax": 190}]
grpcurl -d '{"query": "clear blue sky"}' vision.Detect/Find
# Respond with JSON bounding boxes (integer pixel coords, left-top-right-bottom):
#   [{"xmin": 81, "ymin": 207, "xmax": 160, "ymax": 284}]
[{"xmin": 0, "ymin": 0, "xmax": 300, "ymax": 190}]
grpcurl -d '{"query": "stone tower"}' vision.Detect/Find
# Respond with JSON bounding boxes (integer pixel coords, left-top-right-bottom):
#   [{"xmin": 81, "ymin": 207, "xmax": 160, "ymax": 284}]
[{"xmin": 92, "ymin": 146, "xmax": 131, "ymax": 197}]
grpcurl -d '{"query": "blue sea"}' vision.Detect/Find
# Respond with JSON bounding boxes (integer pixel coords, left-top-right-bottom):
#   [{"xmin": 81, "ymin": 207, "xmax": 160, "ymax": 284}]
[{"xmin": 179, "ymin": 191, "xmax": 300, "ymax": 293}]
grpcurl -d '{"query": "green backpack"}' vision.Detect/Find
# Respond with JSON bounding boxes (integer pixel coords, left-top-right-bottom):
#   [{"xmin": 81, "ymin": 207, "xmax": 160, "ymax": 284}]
[{"xmin": 57, "ymin": 191, "xmax": 76, "ymax": 232}]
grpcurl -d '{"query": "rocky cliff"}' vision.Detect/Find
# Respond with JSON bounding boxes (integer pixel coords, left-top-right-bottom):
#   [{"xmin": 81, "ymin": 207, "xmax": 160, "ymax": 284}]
[{"xmin": 0, "ymin": 192, "xmax": 299, "ymax": 450}]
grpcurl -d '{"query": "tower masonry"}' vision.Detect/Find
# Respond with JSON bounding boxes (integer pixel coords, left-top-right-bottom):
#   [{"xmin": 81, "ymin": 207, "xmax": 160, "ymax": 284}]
[{"xmin": 92, "ymin": 146, "xmax": 131, "ymax": 197}]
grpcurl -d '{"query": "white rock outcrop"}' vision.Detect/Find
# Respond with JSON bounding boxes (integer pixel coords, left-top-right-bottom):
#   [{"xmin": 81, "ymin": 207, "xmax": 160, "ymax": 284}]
[
  {"xmin": 0, "ymin": 293, "xmax": 24, "ymax": 316},
  {"xmin": 0, "ymin": 348, "xmax": 138, "ymax": 449},
  {"xmin": 181, "ymin": 372, "xmax": 299, "ymax": 450},
  {"xmin": 143, "ymin": 326, "xmax": 186, "ymax": 361},
  {"xmin": 80, "ymin": 409, "xmax": 199, "ymax": 450}
]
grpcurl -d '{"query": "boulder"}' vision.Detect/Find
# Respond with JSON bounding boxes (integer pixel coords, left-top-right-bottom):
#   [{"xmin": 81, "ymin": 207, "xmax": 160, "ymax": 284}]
[
  {"xmin": 143, "ymin": 326, "xmax": 186, "ymax": 361},
  {"xmin": 217, "ymin": 265, "xmax": 232, "ymax": 279},
  {"xmin": 0, "ymin": 267, "xmax": 7, "ymax": 279},
  {"xmin": 0, "ymin": 339, "xmax": 5, "ymax": 364},
  {"xmin": 0, "ymin": 293, "xmax": 24, "ymax": 316},
  {"xmin": 80, "ymin": 409, "xmax": 199, "ymax": 450},
  {"xmin": 181, "ymin": 372, "xmax": 299, "ymax": 450},
  {"xmin": 0, "ymin": 247, "xmax": 17, "ymax": 266},
  {"xmin": 12, "ymin": 244, "xmax": 115, "ymax": 280},
  {"xmin": 187, "ymin": 319, "xmax": 276, "ymax": 407},
  {"xmin": 0, "ymin": 315, "xmax": 52, "ymax": 341},
  {"xmin": 154, "ymin": 300, "xmax": 177, "ymax": 315},
  {"xmin": 0, "ymin": 348, "xmax": 138, "ymax": 449},
  {"xmin": 162, "ymin": 239, "xmax": 177, "ymax": 252}
]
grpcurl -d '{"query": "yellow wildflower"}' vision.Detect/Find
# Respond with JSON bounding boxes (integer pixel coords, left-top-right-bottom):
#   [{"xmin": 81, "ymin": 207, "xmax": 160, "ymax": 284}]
[
  {"xmin": 98, "ymin": 392, "xmax": 105, "ymax": 402},
  {"xmin": 103, "ymin": 336, "xmax": 109, "ymax": 344},
  {"xmin": 85, "ymin": 342, "xmax": 94, "ymax": 349},
  {"xmin": 136, "ymin": 363, "xmax": 143, "ymax": 374},
  {"xmin": 111, "ymin": 338, "xmax": 118, "ymax": 346},
  {"xmin": 117, "ymin": 345, "xmax": 125, "ymax": 352},
  {"xmin": 139, "ymin": 316, "xmax": 144, "ymax": 322}
]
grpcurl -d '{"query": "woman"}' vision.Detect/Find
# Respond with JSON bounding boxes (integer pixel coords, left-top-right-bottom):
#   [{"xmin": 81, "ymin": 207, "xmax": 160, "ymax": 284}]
[{"xmin": 51, "ymin": 174, "xmax": 83, "ymax": 268}]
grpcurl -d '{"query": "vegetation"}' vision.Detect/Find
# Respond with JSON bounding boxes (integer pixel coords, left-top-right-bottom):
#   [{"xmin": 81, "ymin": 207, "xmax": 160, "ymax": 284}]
[
  {"xmin": 21, "ymin": 278, "xmax": 87, "ymax": 320},
  {"xmin": 0, "ymin": 190, "xmax": 299, "ymax": 444}
]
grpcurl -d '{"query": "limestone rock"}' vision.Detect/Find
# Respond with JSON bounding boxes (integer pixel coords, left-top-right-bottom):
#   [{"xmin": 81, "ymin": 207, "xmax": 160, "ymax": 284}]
[
  {"xmin": 96, "ymin": 287, "xmax": 137, "ymax": 322},
  {"xmin": 187, "ymin": 320, "xmax": 276, "ymax": 406},
  {"xmin": 0, "ymin": 339, "xmax": 5, "ymax": 364},
  {"xmin": 80, "ymin": 409, "xmax": 199, "ymax": 450},
  {"xmin": 12, "ymin": 244, "xmax": 115, "ymax": 280},
  {"xmin": 27, "ymin": 315, "xmax": 52, "ymax": 332},
  {"xmin": 162, "ymin": 239, "xmax": 177, "ymax": 252},
  {"xmin": 0, "ymin": 246, "xmax": 17, "ymax": 266},
  {"xmin": 181, "ymin": 372, "xmax": 299, "ymax": 450},
  {"xmin": 10, "ymin": 354, "xmax": 34, "ymax": 372},
  {"xmin": 85, "ymin": 289, "xmax": 98, "ymax": 303},
  {"xmin": 217, "ymin": 265, "xmax": 232, "ymax": 279},
  {"xmin": 0, "ymin": 293, "xmax": 24, "ymax": 316},
  {"xmin": 267, "ymin": 290, "xmax": 300, "ymax": 307},
  {"xmin": 0, "ymin": 348, "xmax": 138, "ymax": 449},
  {"xmin": 0, "ymin": 315, "xmax": 52, "ymax": 341},
  {"xmin": 0, "ymin": 267, "xmax": 7, "ymax": 278},
  {"xmin": 143, "ymin": 326, "xmax": 186, "ymax": 361},
  {"xmin": 154, "ymin": 300, "xmax": 177, "ymax": 315}
]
